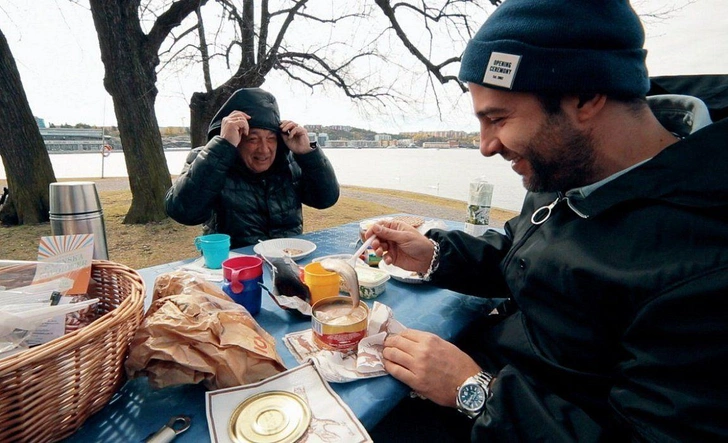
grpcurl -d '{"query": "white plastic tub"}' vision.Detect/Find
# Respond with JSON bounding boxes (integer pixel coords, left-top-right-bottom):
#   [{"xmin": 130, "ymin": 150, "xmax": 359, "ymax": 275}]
[{"xmin": 355, "ymin": 266, "xmax": 390, "ymax": 299}]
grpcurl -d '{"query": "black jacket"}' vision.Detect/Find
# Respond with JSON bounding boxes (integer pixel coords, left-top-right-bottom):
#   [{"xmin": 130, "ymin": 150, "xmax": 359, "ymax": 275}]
[
  {"xmin": 428, "ymin": 118, "xmax": 728, "ymax": 442},
  {"xmin": 165, "ymin": 88, "xmax": 339, "ymax": 248}
]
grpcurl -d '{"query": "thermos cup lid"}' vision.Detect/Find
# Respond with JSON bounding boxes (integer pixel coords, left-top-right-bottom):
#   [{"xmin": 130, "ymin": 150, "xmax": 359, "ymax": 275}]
[{"xmin": 49, "ymin": 181, "xmax": 103, "ymax": 215}]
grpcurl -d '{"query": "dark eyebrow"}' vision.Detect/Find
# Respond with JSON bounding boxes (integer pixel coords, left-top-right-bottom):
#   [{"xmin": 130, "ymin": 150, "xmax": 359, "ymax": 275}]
[{"xmin": 475, "ymin": 106, "xmax": 508, "ymax": 118}]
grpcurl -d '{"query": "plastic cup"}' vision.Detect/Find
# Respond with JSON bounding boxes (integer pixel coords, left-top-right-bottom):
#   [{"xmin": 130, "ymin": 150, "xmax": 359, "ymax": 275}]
[
  {"xmin": 194, "ymin": 234, "xmax": 230, "ymax": 269},
  {"xmin": 222, "ymin": 255, "xmax": 264, "ymax": 315},
  {"xmin": 303, "ymin": 262, "xmax": 341, "ymax": 305},
  {"xmin": 223, "ymin": 256, "xmax": 263, "ymax": 293}
]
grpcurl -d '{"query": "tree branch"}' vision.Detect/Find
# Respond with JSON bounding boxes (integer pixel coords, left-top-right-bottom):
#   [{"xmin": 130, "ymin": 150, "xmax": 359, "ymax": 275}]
[
  {"xmin": 373, "ymin": 0, "xmax": 469, "ymax": 92},
  {"xmin": 275, "ymin": 50, "xmax": 392, "ymax": 103},
  {"xmin": 147, "ymin": 0, "xmax": 208, "ymax": 53}
]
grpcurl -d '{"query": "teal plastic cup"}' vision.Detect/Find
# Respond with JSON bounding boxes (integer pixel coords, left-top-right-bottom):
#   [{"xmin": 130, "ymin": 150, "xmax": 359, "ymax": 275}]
[{"xmin": 194, "ymin": 233, "xmax": 231, "ymax": 269}]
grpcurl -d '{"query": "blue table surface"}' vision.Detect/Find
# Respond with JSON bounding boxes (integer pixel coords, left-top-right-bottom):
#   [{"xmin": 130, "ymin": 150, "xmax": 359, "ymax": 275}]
[{"xmin": 64, "ymin": 218, "xmax": 500, "ymax": 442}]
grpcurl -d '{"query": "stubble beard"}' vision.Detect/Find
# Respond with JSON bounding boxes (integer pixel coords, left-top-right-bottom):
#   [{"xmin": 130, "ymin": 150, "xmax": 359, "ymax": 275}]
[{"xmin": 522, "ymin": 114, "xmax": 600, "ymax": 193}]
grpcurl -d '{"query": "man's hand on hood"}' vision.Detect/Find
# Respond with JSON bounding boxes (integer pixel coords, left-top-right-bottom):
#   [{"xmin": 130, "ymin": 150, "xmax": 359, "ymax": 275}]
[
  {"xmin": 280, "ymin": 120, "xmax": 314, "ymax": 155},
  {"xmin": 220, "ymin": 111, "xmax": 251, "ymax": 147}
]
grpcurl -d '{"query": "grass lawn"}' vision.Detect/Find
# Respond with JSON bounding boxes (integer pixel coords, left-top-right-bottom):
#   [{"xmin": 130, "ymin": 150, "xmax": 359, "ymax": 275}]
[{"xmin": 0, "ymin": 185, "xmax": 517, "ymax": 270}]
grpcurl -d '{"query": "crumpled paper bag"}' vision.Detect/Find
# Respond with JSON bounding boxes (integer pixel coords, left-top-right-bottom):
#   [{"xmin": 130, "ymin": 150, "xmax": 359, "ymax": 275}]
[
  {"xmin": 283, "ymin": 301, "xmax": 405, "ymax": 382},
  {"xmin": 125, "ymin": 271, "xmax": 285, "ymax": 390}
]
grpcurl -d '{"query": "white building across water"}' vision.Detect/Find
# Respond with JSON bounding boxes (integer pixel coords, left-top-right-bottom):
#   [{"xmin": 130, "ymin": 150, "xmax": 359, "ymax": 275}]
[{"xmin": 40, "ymin": 128, "xmax": 105, "ymax": 153}]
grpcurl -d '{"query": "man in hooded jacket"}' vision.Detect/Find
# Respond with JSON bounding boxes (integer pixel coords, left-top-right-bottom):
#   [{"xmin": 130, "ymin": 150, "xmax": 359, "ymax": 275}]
[{"xmin": 165, "ymin": 88, "xmax": 339, "ymax": 248}]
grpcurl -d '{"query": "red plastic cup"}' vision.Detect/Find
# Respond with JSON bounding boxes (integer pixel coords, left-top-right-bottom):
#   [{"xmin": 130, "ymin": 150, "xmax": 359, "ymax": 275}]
[{"xmin": 222, "ymin": 256, "xmax": 263, "ymax": 293}]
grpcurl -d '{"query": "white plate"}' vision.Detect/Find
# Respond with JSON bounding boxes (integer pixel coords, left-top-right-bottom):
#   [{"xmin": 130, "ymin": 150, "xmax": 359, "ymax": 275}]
[
  {"xmin": 378, "ymin": 260, "xmax": 423, "ymax": 284},
  {"xmin": 254, "ymin": 238, "xmax": 316, "ymax": 261}
]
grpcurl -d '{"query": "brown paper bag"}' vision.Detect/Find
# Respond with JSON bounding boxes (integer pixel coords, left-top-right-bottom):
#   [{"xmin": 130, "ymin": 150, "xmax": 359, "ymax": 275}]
[{"xmin": 125, "ymin": 271, "xmax": 285, "ymax": 390}]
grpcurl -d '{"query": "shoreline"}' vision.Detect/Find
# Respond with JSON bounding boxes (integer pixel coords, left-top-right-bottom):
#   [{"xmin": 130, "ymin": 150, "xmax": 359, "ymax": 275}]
[
  {"xmin": 0, "ymin": 177, "xmax": 517, "ymax": 228},
  {"xmin": 1, "ymin": 149, "xmax": 528, "ymax": 213}
]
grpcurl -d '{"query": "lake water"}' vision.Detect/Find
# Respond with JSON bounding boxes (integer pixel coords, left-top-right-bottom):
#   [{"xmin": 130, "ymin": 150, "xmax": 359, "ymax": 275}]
[{"xmin": 0, "ymin": 148, "xmax": 527, "ymax": 212}]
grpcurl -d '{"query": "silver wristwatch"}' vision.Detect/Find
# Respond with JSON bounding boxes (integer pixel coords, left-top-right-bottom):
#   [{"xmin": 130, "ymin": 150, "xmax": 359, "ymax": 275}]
[{"xmin": 455, "ymin": 371, "xmax": 493, "ymax": 419}]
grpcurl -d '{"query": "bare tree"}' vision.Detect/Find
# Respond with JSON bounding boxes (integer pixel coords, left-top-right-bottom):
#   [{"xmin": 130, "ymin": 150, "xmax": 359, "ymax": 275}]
[
  {"xmin": 177, "ymin": 0, "xmax": 492, "ymax": 147},
  {"xmin": 0, "ymin": 28, "xmax": 57, "ymax": 225},
  {"xmin": 87, "ymin": 0, "xmax": 207, "ymax": 223}
]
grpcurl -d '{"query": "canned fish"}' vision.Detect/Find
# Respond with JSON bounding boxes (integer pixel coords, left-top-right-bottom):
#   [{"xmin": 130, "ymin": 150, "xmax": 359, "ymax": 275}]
[
  {"xmin": 311, "ymin": 297, "xmax": 369, "ymax": 352},
  {"xmin": 228, "ymin": 391, "xmax": 311, "ymax": 443}
]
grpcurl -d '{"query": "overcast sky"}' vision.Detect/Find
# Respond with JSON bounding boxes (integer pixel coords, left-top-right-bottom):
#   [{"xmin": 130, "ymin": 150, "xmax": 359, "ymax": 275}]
[{"xmin": 1, "ymin": 0, "xmax": 726, "ymax": 133}]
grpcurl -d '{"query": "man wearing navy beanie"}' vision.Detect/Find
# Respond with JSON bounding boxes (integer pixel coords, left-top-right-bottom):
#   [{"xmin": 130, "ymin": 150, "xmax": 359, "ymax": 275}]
[
  {"xmin": 372, "ymin": 0, "xmax": 728, "ymax": 441},
  {"xmin": 459, "ymin": 0, "xmax": 650, "ymax": 97}
]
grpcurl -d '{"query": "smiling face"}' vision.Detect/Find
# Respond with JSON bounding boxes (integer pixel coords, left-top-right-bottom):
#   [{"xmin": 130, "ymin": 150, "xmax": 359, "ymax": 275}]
[
  {"xmin": 238, "ymin": 128, "xmax": 278, "ymax": 173},
  {"xmin": 470, "ymin": 83, "xmax": 600, "ymax": 192}
]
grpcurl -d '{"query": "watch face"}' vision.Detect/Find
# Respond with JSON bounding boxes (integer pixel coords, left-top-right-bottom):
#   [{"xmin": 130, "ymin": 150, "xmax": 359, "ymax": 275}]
[{"xmin": 458, "ymin": 383, "xmax": 486, "ymax": 411}]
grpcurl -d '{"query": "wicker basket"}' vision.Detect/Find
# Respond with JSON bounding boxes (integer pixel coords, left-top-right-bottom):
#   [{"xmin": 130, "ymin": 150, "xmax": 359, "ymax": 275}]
[{"xmin": 0, "ymin": 260, "xmax": 145, "ymax": 443}]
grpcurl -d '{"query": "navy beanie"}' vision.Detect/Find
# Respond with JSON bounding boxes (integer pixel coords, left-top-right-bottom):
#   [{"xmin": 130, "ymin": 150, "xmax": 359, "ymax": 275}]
[
  {"xmin": 207, "ymin": 88, "xmax": 281, "ymax": 141},
  {"xmin": 459, "ymin": 0, "xmax": 650, "ymax": 97}
]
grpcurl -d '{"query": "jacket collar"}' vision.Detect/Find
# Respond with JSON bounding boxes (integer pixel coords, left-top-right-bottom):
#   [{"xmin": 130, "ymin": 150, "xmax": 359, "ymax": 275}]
[
  {"xmin": 647, "ymin": 94, "xmax": 713, "ymax": 137},
  {"xmin": 564, "ymin": 117, "xmax": 728, "ymax": 218}
]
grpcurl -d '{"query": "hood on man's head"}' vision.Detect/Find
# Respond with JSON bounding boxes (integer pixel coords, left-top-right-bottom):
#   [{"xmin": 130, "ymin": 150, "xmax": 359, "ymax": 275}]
[
  {"xmin": 458, "ymin": 0, "xmax": 650, "ymax": 98},
  {"xmin": 207, "ymin": 88, "xmax": 281, "ymax": 141}
]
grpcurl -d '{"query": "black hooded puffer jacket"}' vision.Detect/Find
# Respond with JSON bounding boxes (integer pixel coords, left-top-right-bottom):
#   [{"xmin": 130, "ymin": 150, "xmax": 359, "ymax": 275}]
[{"xmin": 165, "ymin": 88, "xmax": 339, "ymax": 248}]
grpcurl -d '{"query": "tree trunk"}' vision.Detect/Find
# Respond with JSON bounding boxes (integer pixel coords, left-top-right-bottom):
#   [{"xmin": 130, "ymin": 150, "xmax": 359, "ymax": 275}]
[
  {"xmin": 89, "ymin": 0, "xmax": 171, "ymax": 224},
  {"xmin": 113, "ymin": 81, "xmax": 171, "ymax": 224},
  {"xmin": 0, "ymin": 28, "xmax": 57, "ymax": 225},
  {"xmin": 189, "ymin": 89, "xmax": 230, "ymax": 148}
]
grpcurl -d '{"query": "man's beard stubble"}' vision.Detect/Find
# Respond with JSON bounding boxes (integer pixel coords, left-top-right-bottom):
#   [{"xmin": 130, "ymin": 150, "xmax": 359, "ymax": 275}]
[{"xmin": 523, "ymin": 114, "xmax": 600, "ymax": 193}]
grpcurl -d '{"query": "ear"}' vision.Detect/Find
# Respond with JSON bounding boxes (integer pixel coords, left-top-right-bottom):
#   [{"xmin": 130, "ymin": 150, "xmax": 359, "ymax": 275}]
[{"xmin": 563, "ymin": 94, "xmax": 607, "ymax": 123}]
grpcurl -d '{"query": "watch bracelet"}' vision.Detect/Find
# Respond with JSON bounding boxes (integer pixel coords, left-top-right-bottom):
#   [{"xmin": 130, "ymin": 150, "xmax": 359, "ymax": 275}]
[{"xmin": 474, "ymin": 371, "xmax": 494, "ymax": 397}]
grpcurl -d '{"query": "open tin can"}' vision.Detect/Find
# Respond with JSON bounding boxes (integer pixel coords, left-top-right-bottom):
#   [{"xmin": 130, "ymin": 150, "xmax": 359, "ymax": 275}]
[{"xmin": 311, "ymin": 297, "xmax": 369, "ymax": 352}]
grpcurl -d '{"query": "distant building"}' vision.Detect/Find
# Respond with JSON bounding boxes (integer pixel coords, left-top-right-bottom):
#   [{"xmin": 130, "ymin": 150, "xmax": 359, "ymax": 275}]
[
  {"xmin": 396, "ymin": 138, "xmax": 415, "ymax": 147},
  {"xmin": 40, "ymin": 128, "xmax": 105, "ymax": 152},
  {"xmin": 327, "ymin": 139, "xmax": 380, "ymax": 148},
  {"xmin": 317, "ymin": 133, "xmax": 328, "ymax": 147},
  {"xmin": 35, "ymin": 116, "xmax": 46, "ymax": 129},
  {"xmin": 374, "ymin": 134, "xmax": 392, "ymax": 142},
  {"xmin": 307, "ymin": 132, "xmax": 328, "ymax": 147},
  {"xmin": 326, "ymin": 140, "xmax": 350, "ymax": 148},
  {"xmin": 401, "ymin": 130, "xmax": 467, "ymax": 138},
  {"xmin": 422, "ymin": 141, "xmax": 452, "ymax": 149}
]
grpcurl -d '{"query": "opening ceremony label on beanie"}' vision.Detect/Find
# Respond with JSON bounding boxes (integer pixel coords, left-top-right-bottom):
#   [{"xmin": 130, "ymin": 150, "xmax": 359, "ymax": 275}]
[{"xmin": 484, "ymin": 52, "xmax": 521, "ymax": 89}]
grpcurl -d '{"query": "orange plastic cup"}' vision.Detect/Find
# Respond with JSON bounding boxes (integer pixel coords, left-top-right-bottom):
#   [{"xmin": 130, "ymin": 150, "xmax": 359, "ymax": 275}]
[{"xmin": 303, "ymin": 262, "xmax": 340, "ymax": 305}]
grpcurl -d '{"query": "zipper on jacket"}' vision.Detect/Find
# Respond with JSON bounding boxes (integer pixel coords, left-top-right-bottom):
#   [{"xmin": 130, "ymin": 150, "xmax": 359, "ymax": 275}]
[
  {"xmin": 501, "ymin": 194, "xmax": 562, "ymax": 271},
  {"xmin": 501, "ymin": 193, "xmax": 571, "ymax": 272},
  {"xmin": 529, "ymin": 192, "xmax": 589, "ymax": 224},
  {"xmin": 530, "ymin": 194, "xmax": 563, "ymax": 225},
  {"xmin": 504, "ymin": 193, "xmax": 590, "ymax": 273}
]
